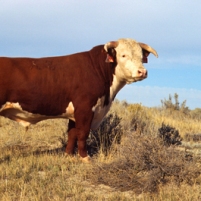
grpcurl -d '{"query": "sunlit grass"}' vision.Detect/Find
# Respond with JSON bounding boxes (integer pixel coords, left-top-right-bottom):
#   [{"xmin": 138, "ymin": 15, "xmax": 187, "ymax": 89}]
[{"xmin": 0, "ymin": 100, "xmax": 201, "ymax": 200}]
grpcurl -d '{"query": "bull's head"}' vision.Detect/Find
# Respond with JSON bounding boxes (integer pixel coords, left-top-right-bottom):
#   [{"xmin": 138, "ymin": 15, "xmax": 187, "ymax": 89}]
[{"xmin": 104, "ymin": 38, "xmax": 158, "ymax": 84}]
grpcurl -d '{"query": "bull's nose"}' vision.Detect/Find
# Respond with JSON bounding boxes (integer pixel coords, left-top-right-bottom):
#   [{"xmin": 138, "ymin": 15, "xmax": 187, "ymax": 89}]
[{"xmin": 138, "ymin": 69, "xmax": 147, "ymax": 77}]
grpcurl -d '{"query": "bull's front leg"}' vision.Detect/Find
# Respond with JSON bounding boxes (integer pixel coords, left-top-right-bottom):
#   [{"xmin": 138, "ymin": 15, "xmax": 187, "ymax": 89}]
[{"xmin": 66, "ymin": 110, "xmax": 94, "ymax": 162}]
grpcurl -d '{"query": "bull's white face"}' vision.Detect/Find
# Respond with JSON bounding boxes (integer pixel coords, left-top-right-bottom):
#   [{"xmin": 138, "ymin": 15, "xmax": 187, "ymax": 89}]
[
  {"xmin": 114, "ymin": 39, "xmax": 147, "ymax": 84},
  {"xmin": 91, "ymin": 40, "xmax": 149, "ymax": 130}
]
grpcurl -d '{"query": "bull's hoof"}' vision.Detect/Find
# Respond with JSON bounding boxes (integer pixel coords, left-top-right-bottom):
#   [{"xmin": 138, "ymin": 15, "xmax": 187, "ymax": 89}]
[
  {"xmin": 80, "ymin": 156, "xmax": 91, "ymax": 163},
  {"xmin": 64, "ymin": 154, "xmax": 91, "ymax": 163}
]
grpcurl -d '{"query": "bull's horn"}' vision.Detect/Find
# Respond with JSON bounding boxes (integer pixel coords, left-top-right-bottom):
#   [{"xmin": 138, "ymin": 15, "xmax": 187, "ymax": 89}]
[
  {"xmin": 104, "ymin": 41, "xmax": 119, "ymax": 52},
  {"xmin": 138, "ymin": 42, "xmax": 158, "ymax": 58}
]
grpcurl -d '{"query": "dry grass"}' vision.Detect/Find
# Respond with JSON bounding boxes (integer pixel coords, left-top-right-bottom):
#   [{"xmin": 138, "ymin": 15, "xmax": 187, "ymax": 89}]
[
  {"xmin": 0, "ymin": 100, "xmax": 201, "ymax": 200},
  {"xmin": 88, "ymin": 133, "xmax": 200, "ymax": 193}
]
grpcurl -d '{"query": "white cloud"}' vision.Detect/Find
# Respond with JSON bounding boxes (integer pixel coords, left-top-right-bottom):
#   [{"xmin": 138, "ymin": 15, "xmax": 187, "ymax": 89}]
[
  {"xmin": 116, "ymin": 85, "xmax": 201, "ymax": 109},
  {"xmin": 166, "ymin": 55, "xmax": 201, "ymax": 66},
  {"xmin": 1, "ymin": 0, "xmax": 201, "ymax": 52}
]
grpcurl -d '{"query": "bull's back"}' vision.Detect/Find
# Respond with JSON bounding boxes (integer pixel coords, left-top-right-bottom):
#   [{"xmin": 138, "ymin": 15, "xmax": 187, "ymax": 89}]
[{"xmin": 0, "ymin": 52, "xmax": 102, "ymax": 115}]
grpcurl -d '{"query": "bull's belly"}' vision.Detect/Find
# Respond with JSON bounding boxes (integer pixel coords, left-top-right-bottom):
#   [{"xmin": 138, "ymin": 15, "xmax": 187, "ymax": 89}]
[
  {"xmin": 0, "ymin": 98, "xmax": 112, "ymax": 130},
  {"xmin": 0, "ymin": 102, "xmax": 75, "ymax": 127}
]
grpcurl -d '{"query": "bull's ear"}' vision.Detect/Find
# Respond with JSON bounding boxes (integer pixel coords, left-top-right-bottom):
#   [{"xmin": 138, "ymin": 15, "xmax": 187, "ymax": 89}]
[
  {"xmin": 105, "ymin": 48, "xmax": 116, "ymax": 63},
  {"xmin": 105, "ymin": 54, "xmax": 115, "ymax": 63},
  {"xmin": 142, "ymin": 49, "xmax": 150, "ymax": 63},
  {"xmin": 104, "ymin": 41, "xmax": 118, "ymax": 63}
]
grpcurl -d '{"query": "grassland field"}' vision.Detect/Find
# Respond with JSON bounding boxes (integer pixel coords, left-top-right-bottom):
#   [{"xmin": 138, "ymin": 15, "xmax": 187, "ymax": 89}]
[{"xmin": 0, "ymin": 99, "xmax": 201, "ymax": 201}]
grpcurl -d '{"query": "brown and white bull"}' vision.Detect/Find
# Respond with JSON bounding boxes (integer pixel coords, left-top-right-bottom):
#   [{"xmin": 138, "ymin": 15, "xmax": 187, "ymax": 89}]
[{"xmin": 0, "ymin": 38, "xmax": 158, "ymax": 161}]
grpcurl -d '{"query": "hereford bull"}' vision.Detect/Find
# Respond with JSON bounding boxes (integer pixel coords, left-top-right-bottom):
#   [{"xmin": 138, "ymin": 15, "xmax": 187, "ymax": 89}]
[{"xmin": 0, "ymin": 38, "xmax": 158, "ymax": 161}]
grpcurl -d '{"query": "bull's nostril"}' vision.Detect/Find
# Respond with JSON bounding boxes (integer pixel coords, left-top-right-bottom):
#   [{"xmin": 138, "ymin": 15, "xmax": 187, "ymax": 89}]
[
  {"xmin": 138, "ymin": 69, "xmax": 147, "ymax": 77},
  {"xmin": 138, "ymin": 70, "xmax": 143, "ymax": 75},
  {"xmin": 145, "ymin": 70, "xmax": 148, "ymax": 76}
]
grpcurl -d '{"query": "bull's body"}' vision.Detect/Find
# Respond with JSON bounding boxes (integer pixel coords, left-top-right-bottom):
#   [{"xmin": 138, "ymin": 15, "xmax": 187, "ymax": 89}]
[{"xmin": 0, "ymin": 38, "xmax": 158, "ymax": 160}]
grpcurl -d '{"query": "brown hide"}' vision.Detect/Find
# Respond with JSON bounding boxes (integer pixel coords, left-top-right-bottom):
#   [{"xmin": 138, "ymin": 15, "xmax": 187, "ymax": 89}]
[
  {"xmin": 0, "ymin": 45, "xmax": 115, "ymax": 115},
  {"xmin": 0, "ymin": 45, "xmax": 116, "ymax": 158}
]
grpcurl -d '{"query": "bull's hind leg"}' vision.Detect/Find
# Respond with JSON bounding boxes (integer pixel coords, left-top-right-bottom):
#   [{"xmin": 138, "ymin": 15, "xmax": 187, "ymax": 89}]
[{"xmin": 66, "ymin": 119, "xmax": 77, "ymax": 155}]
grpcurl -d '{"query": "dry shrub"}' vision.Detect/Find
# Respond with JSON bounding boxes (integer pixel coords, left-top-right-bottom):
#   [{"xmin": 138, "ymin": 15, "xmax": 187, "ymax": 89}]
[
  {"xmin": 161, "ymin": 93, "xmax": 190, "ymax": 115},
  {"xmin": 190, "ymin": 108, "xmax": 201, "ymax": 119},
  {"xmin": 158, "ymin": 123, "xmax": 182, "ymax": 146},
  {"xmin": 87, "ymin": 101, "xmax": 200, "ymax": 194},
  {"xmin": 184, "ymin": 133, "xmax": 201, "ymax": 142},
  {"xmin": 88, "ymin": 133, "xmax": 200, "ymax": 194},
  {"xmin": 87, "ymin": 113, "xmax": 122, "ymax": 156},
  {"xmin": 127, "ymin": 104, "xmax": 159, "ymax": 137}
]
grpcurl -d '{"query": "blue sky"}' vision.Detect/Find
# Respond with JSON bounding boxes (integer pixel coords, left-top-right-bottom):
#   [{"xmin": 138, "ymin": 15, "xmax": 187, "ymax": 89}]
[{"xmin": 1, "ymin": 1, "xmax": 201, "ymax": 109}]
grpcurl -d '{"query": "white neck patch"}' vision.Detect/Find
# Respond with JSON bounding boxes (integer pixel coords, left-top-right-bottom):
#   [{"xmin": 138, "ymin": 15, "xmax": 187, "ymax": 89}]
[{"xmin": 91, "ymin": 74, "xmax": 125, "ymax": 130}]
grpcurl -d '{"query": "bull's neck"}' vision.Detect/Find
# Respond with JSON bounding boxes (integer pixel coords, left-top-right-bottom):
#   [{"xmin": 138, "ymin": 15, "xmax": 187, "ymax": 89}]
[
  {"xmin": 89, "ymin": 45, "xmax": 126, "ymax": 102},
  {"xmin": 110, "ymin": 74, "xmax": 126, "ymax": 101}
]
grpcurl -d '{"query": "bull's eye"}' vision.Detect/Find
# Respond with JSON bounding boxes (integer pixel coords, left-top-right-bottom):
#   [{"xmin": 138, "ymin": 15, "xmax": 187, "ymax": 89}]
[{"xmin": 122, "ymin": 55, "xmax": 126, "ymax": 58}]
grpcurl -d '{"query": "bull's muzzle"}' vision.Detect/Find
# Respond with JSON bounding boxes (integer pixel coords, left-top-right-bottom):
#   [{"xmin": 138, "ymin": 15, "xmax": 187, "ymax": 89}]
[{"xmin": 138, "ymin": 69, "xmax": 147, "ymax": 78}]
